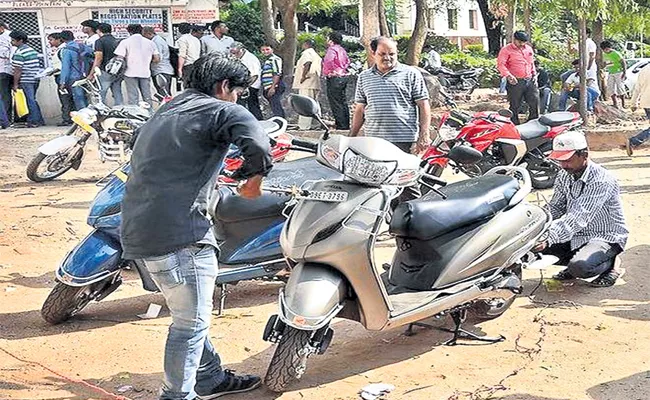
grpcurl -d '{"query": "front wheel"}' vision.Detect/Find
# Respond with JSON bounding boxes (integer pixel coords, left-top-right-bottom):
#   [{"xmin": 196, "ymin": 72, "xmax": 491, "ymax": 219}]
[
  {"xmin": 264, "ymin": 327, "xmax": 314, "ymax": 392},
  {"xmin": 26, "ymin": 149, "xmax": 80, "ymax": 182},
  {"xmin": 41, "ymin": 282, "xmax": 96, "ymax": 324}
]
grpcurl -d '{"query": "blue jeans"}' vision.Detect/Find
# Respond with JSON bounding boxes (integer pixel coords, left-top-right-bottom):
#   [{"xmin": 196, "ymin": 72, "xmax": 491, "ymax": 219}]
[
  {"xmin": 142, "ymin": 245, "xmax": 225, "ymax": 400},
  {"xmin": 629, "ymin": 108, "xmax": 650, "ymax": 147},
  {"xmin": 99, "ymin": 73, "xmax": 124, "ymax": 106},
  {"xmin": 539, "ymin": 87, "xmax": 552, "ymax": 114},
  {"xmin": 71, "ymin": 85, "xmax": 88, "ymax": 110},
  {"xmin": 20, "ymin": 82, "xmax": 44, "ymax": 125},
  {"xmin": 559, "ymin": 88, "xmax": 599, "ymax": 112},
  {"xmin": 263, "ymin": 81, "xmax": 286, "ymax": 118}
]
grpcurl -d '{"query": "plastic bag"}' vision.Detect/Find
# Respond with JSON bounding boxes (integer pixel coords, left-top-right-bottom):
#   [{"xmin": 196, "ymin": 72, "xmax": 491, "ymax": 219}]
[{"xmin": 14, "ymin": 89, "xmax": 29, "ymax": 117}]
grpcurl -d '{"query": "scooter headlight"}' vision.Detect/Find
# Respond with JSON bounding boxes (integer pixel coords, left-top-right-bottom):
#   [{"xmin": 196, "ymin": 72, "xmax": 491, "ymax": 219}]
[
  {"xmin": 71, "ymin": 109, "xmax": 98, "ymax": 134},
  {"xmin": 342, "ymin": 149, "xmax": 397, "ymax": 185}
]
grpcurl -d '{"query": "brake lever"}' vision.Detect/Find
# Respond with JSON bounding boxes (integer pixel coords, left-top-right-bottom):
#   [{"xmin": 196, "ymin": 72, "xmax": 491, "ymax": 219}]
[{"xmin": 420, "ymin": 180, "xmax": 447, "ymax": 199}]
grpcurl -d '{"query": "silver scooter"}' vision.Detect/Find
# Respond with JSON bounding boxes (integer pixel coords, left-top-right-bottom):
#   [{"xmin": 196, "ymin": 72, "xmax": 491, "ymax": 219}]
[{"xmin": 261, "ymin": 95, "xmax": 554, "ymax": 392}]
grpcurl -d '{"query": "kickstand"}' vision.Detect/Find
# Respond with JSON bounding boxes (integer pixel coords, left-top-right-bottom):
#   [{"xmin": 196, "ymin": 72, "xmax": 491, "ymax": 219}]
[
  {"xmin": 216, "ymin": 284, "xmax": 227, "ymax": 316},
  {"xmin": 440, "ymin": 310, "xmax": 505, "ymax": 346}
]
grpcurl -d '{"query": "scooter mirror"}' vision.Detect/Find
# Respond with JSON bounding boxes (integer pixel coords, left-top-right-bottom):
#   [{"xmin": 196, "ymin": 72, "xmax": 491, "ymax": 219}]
[
  {"xmin": 290, "ymin": 94, "xmax": 321, "ymax": 118},
  {"xmin": 498, "ymin": 109, "xmax": 514, "ymax": 118},
  {"xmin": 448, "ymin": 145, "xmax": 483, "ymax": 165}
]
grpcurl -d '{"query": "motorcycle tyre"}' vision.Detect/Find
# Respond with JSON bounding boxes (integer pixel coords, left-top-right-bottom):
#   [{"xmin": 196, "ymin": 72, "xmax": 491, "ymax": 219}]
[
  {"xmin": 41, "ymin": 281, "xmax": 98, "ymax": 324},
  {"xmin": 26, "ymin": 150, "xmax": 77, "ymax": 182},
  {"xmin": 264, "ymin": 326, "xmax": 313, "ymax": 392}
]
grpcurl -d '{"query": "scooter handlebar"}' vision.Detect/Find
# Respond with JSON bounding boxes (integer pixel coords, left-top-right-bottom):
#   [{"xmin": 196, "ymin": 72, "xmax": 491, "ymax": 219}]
[{"xmin": 291, "ymin": 138, "xmax": 318, "ymax": 152}]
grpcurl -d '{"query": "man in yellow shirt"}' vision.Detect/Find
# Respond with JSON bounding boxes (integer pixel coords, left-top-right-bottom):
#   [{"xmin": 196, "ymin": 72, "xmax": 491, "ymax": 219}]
[
  {"xmin": 292, "ymin": 39, "xmax": 322, "ymax": 130},
  {"xmin": 625, "ymin": 64, "xmax": 650, "ymax": 155}
]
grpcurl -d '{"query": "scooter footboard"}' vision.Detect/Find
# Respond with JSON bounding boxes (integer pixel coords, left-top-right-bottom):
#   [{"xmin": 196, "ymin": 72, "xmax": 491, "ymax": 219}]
[
  {"xmin": 278, "ymin": 263, "xmax": 347, "ymax": 331},
  {"xmin": 57, "ymin": 229, "xmax": 122, "ymax": 286}
]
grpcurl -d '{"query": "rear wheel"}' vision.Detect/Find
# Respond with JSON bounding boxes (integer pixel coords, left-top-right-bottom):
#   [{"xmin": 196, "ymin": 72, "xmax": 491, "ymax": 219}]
[
  {"xmin": 264, "ymin": 327, "xmax": 314, "ymax": 392},
  {"xmin": 41, "ymin": 282, "xmax": 97, "ymax": 324},
  {"xmin": 26, "ymin": 149, "xmax": 79, "ymax": 182}
]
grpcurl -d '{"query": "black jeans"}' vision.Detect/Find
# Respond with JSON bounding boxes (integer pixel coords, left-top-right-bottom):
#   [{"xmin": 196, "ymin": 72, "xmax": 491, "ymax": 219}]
[
  {"xmin": 58, "ymin": 85, "xmax": 74, "ymax": 124},
  {"xmin": 238, "ymin": 87, "xmax": 263, "ymax": 120},
  {"xmin": 326, "ymin": 76, "xmax": 350, "ymax": 129},
  {"xmin": 152, "ymin": 73, "xmax": 173, "ymax": 98},
  {"xmin": 264, "ymin": 82, "xmax": 286, "ymax": 118},
  {"xmin": 182, "ymin": 64, "xmax": 194, "ymax": 88},
  {"xmin": 0, "ymin": 72, "xmax": 13, "ymax": 123},
  {"xmin": 543, "ymin": 240, "xmax": 622, "ymax": 279},
  {"xmin": 507, "ymin": 78, "xmax": 539, "ymax": 125}
]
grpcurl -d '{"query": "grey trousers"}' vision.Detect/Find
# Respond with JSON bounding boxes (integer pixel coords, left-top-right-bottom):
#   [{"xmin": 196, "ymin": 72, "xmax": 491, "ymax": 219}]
[
  {"xmin": 124, "ymin": 76, "xmax": 153, "ymax": 107},
  {"xmin": 544, "ymin": 239, "xmax": 622, "ymax": 279}
]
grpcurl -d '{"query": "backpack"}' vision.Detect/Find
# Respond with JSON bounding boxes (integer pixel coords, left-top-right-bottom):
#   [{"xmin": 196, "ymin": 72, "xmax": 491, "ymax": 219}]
[
  {"xmin": 105, "ymin": 56, "xmax": 126, "ymax": 78},
  {"xmin": 60, "ymin": 42, "xmax": 94, "ymax": 77},
  {"xmin": 168, "ymin": 46, "xmax": 179, "ymax": 77}
]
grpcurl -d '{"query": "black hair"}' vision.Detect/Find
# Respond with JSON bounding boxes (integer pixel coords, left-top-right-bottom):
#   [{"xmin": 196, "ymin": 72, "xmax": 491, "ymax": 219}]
[
  {"xmin": 191, "ymin": 25, "xmax": 204, "ymax": 34},
  {"xmin": 178, "ymin": 22, "xmax": 192, "ymax": 34},
  {"xmin": 48, "ymin": 32, "xmax": 62, "ymax": 41},
  {"xmin": 0, "ymin": 21, "xmax": 8, "ymax": 29},
  {"xmin": 513, "ymin": 30, "xmax": 529, "ymax": 42},
  {"xmin": 303, "ymin": 39, "xmax": 315, "ymax": 47},
  {"xmin": 187, "ymin": 53, "xmax": 252, "ymax": 96},
  {"xmin": 586, "ymin": 27, "xmax": 592, "ymax": 35},
  {"xmin": 60, "ymin": 30, "xmax": 75, "ymax": 42},
  {"xmin": 600, "ymin": 40, "xmax": 613, "ymax": 50},
  {"xmin": 9, "ymin": 30, "xmax": 28, "ymax": 43},
  {"xmin": 572, "ymin": 58, "xmax": 580, "ymax": 66},
  {"xmin": 210, "ymin": 20, "xmax": 225, "ymax": 32},
  {"xmin": 370, "ymin": 36, "xmax": 396, "ymax": 52},
  {"xmin": 261, "ymin": 43, "xmax": 274, "ymax": 49},
  {"xmin": 97, "ymin": 23, "xmax": 112, "ymax": 34},
  {"xmin": 329, "ymin": 31, "xmax": 343, "ymax": 45},
  {"xmin": 127, "ymin": 24, "xmax": 143, "ymax": 35},
  {"xmin": 81, "ymin": 20, "xmax": 99, "ymax": 32}
]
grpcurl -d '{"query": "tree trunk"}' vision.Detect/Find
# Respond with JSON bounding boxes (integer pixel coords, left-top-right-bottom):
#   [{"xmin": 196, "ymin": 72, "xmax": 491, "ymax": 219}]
[
  {"xmin": 361, "ymin": 0, "xmax": 380, "ymax": 66},
  {"xmin": 593, "ymin": 18, "xmax": 605, "ymax": 99},
  {"xmin": 523, "ymin": 0, "xmax": 531, "ymax": 38},
  {"xmin": 378, "ymin": 0, "xmax": 391, "ymax": 36},
  {"xmin": 578, "ymin": 17, "xmax": 588, "ymax": 123},
  {"xmin": 504, "ymin": 0, "xmax": 517, "ymax": 43},
  {"xmin": 260, "ymin": 0, "xmax": 279, "ymax": 48},
  {"xmin": 477, "ymin": 0, "xmax": 503, "ymax": 55},
  {"xmin": 406, "ymin": 0, "xmax": 428, "ymax": 65}
]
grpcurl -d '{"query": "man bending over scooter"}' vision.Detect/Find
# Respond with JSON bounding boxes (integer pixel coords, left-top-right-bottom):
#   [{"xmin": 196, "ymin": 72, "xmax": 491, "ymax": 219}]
[
  {"xmin": 534, "ymin": 131, "xmax": 628, "ymax": 287},
  {"xmin": 121, "ymin": 54, "xmax": 272, "ymax": 399}
]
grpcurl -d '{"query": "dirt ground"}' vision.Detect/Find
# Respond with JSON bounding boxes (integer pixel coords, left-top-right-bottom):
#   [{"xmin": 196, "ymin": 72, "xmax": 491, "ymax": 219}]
[{"xmin": 0, "ymin": 127, "xmax": 649, "ymax": 400}]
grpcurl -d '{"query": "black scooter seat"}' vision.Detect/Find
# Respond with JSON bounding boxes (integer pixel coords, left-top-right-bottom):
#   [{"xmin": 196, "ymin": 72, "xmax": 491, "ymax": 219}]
[
  {"xmin": 517, "ymin": 120, "xmax": 550, "ymax": 140},
  {"xmin": 216, "ymin": 157, "xmax": 341, "ymax": 223},
  {"xmin": 539, "ymin": 112, "xmax": 577, "ymax": 127},
  {"xmin": 390, "ymin": 175, "xmax": 519, "ymax": 241}
]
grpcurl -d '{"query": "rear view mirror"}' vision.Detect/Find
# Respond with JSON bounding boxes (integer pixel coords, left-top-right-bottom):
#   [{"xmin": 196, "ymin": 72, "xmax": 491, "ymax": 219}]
[
  {"xmin": 448, "ymin": 145, "xmax": 483, "ymax": 165},
  {"xmin": 498, "ymin": 109, "xmax": 513, "ymax": 118},
  {"xmin": 290, "ymin": 94, "xmax": 321, "ymax": 118}
]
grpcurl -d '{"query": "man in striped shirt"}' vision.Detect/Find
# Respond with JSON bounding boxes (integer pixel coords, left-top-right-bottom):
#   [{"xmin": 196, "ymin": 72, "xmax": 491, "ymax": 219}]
[
  {"xmin": 260, "ymin": 44, "xmax": 285, "ymax": 117},
  {"xmin": 10, "ymin": 30, "xmax": 44, "ymax": 127},
  {"xmin": 536, "ymin": 131, "xmax": 628, "ymax": 287}
]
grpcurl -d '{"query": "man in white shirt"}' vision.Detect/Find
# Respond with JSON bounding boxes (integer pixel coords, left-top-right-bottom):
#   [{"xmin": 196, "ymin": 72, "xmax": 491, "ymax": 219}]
[
  {"xmin": 559, "ymin": 59, "xmax": 600, "ymax": 112},
  {"xmin": 201, "ymin": 20, "xmax": 234, "ymax": 56},
  {"xmin": 230, "ymin": 41, "xmax": 263, "ymax": 120},
  {"xmin": 585, "ymin": 28, "xmax": 599, "ymax": 91},
  {"xmin": 292, "ymin": 39, "xmax": 322, "ymax": 129},
  {"xmin": 114, "ymin": 24, "xmax": 160, "ymax": 106},
  {"xmin": 424, "ymin": 45, "xmax": 441, "ymax": 69},
  {"xmin": 625, "ymin": 64, "xmax": 650, "ymax": 155},
  {"xmin": 0, "ymin": 21, "xmax": 13, "ymax": 126},
  {"xmin": 176, "ymin": 23, "xmax": 201, "ymax": 86},
  {"xmin": 81, "ymin": 20, "xmax": 100, "ymax": 49}
]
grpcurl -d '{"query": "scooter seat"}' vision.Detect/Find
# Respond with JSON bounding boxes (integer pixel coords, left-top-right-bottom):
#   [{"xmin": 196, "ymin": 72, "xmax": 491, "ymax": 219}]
[
  {"xmin": 517, "ymin": 120, "xmax": 550, "ymax": 140},
  {"xmin": 389, "ymin": 175, "xmax": 519, "ymax": 241},
  {"xmin": 539, "ymin": 112, "xmax": 577, "ymax": 127}
]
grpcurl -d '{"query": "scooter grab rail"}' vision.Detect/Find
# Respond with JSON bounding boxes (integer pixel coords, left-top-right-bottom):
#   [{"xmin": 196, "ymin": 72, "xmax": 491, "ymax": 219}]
[{"xmin": 484, "ymin": 166, "xmax": 532, "ymax": 207}]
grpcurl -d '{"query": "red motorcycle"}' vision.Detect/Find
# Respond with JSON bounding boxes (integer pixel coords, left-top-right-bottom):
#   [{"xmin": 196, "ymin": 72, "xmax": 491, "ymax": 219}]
[{"xmin": 423, "ymin": 109, "xmax": 583, "ymax": 189}]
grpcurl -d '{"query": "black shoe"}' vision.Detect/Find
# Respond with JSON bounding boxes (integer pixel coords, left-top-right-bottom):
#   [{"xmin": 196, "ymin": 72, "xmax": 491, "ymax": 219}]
[
  {"xmin": 57, "ymin": 121, "xmax": 73, "ymax": 127},
  {"xmin": 552, "ymin": 268, "xmax": 575, "ymax": 281},
  {"xmin": 196, "ymin": 370, "xmax": 261, "ymax": 399}
]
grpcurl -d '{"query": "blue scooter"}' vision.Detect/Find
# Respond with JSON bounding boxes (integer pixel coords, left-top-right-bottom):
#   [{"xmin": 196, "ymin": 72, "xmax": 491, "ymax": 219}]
[{"xmin": 41, "ymin": 142, "xmax": 339, "ymax": 325}]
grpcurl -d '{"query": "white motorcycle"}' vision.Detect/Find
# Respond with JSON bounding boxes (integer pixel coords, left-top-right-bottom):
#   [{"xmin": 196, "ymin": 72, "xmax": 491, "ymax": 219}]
[{"xmin": 26, "ymin": 71, "xmax": 150, "ymax": 182}]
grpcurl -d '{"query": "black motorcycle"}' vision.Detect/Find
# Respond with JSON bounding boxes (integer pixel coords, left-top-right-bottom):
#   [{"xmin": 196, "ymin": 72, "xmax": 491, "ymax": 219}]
[{"xmin": 425, "ymin": 65, "xmax": 483, "ymax": 95}]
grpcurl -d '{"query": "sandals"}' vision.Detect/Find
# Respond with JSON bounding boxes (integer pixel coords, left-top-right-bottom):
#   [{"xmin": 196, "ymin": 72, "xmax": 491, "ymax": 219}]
[
  {"xmin": 590, "ymin": 269, "xmax": 620, "ymax": 287},
  {"xmin": 552, "ymin": 269, "xmax": 575, "ymax": 281}
]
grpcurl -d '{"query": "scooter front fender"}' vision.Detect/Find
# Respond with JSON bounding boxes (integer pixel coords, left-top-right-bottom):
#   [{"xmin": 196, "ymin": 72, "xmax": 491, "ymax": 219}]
[
  {"xmin": 278, "ymin": 262, "xmax": 347, "ymax": 331},
  {"xmin": 56, "ymin": 229, "xmax": 122, "ymax": 287},
  {"xmin": 38, "ymin": 135, "xmax": 79, "ymax": 155}
]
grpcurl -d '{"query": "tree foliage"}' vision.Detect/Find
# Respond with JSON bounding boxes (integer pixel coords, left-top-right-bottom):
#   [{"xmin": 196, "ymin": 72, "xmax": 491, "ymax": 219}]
[{"xmin": 221, "ymin": 2, "xmax": 266, "ymax": 53}]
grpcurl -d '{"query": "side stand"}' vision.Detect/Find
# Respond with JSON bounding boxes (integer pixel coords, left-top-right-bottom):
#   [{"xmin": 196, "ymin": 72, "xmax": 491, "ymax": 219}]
[
  {"xmin": 439, "ymin": 310, "xmax": 505, "ymax": 346},
  {"xmin": 216, "ymin": 284, "xmax": 227, "ymax": 316}
]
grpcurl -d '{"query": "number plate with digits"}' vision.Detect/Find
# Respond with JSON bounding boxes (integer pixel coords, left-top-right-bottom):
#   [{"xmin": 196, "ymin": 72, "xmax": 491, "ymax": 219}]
[{"xmin": 300, "ymin": 190, "xmax": 348, "ymax": 202}]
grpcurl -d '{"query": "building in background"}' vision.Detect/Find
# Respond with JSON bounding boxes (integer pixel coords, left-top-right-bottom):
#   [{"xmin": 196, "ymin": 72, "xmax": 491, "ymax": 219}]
[{"xmin": 0, "ymin": 0, "xmax": 218, "ymax": 121}]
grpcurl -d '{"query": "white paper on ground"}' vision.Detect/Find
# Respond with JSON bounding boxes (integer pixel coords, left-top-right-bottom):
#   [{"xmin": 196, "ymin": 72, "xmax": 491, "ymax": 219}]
[
  {"xmin": 526, "ymin": 255, "xmax": 559, "ymax": 270},
  {"xmin": 360, "ymin": 383, "xmax": 395, "ymax": 399},
  {"xmin": 137, "ymin": 303, "xmax": 162, "ymax": 319}
]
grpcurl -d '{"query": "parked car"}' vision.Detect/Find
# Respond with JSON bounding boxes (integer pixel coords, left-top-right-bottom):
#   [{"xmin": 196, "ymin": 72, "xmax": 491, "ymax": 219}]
[{"xmin": 623, "ymin": 58, "xmax": 650, "ymax": 98}]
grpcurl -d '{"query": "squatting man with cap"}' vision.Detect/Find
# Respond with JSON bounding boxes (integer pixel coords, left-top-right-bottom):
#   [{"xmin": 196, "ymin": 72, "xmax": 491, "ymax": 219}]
[{"xmin": 534, "ymin": 131, "xmax": 628, "ymax": 287}]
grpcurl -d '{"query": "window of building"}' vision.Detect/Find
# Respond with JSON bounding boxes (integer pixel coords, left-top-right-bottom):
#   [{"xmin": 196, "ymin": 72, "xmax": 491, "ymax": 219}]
[
  {"xmin": 447, "ymin": 8, "xmax": 458, "ymax": 30},
  {"xmin": 1, "ymin": 11, "xmax": 46, "ymax": 67},
  {"xmin": 427, "ymin": 8, "xmax": 436, "ymax": 30},
  {"xmin": 469, "ymin": 10, "xmax": 478, "ymax": 30}
]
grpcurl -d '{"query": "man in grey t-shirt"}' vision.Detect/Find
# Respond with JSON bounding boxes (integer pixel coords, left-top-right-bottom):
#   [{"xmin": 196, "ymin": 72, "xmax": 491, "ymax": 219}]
[
  {"xmin": 351, "ymin": 36, "xmax": 431, "ymax": 155},
  {"xmin": 143, "ymin": 27, "xmax": 174, "ymax": 100}
]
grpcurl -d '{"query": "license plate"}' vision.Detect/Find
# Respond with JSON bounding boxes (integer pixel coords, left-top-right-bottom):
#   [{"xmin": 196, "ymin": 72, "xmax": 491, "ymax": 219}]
[
  {"xmin": 300, "ymin": 190, "xmax": 348, "ymax": 202},
  {"xmin": 438, "ymin": 126, "xmax": 458, "ymax": 141}
]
